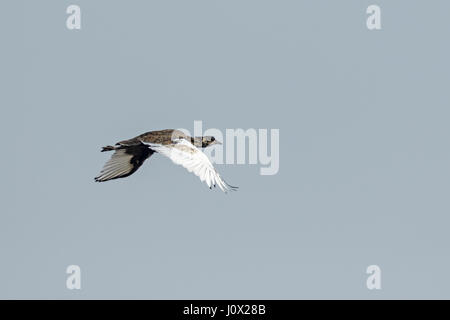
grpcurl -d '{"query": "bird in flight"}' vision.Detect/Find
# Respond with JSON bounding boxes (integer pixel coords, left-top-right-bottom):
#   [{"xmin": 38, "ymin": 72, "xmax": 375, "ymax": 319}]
[{"xmin": 95, "ymin": 129, "xmax": 238, "ymax": 193}]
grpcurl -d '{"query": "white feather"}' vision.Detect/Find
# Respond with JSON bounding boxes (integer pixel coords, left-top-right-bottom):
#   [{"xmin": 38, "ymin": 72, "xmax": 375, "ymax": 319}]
[{"xmin": 143, "ymin": 139, "xmax": 237, "ymax": 193}]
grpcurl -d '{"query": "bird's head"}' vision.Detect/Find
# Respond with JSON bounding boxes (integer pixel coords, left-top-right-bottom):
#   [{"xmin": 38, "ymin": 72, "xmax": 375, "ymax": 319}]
[
  {"xmin": 191, "ymin": 136, "xmax": 222, "ymax": 148},
  {"xmin": 201, "ymin": 136, "xmax": 222, "ymax": 148}
]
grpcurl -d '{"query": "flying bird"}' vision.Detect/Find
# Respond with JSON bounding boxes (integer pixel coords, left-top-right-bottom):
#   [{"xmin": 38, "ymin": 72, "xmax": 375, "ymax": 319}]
[{"xmin": 95, "ymin": 129, "xmax": 237, "ymax": 193}]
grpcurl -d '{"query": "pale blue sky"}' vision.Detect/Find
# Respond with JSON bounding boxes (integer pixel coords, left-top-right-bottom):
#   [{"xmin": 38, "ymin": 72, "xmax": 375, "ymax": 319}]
[{"xmin": 2, "ymin": 0, "xmax": 450, "ymax": 298}]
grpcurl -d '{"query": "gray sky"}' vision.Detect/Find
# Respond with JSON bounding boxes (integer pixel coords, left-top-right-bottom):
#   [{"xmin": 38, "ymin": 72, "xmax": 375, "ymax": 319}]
[{"xmin": 2, "ymin": 0, "xmax": 450, "ymax": 299}]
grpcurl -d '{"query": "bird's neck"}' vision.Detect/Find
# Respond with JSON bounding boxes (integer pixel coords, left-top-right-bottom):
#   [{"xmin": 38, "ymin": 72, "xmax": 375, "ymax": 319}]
[{"xmin": 191, "ymin": 137, "xmax": 205, "ymax": 148}]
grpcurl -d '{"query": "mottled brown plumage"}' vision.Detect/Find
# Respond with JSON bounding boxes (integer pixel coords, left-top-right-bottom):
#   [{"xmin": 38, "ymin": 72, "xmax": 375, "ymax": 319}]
[
  {"xmin": 103, "ymin": 129, "xmax": 213, "ymax": 151},
  {"xmin": 120, "ymin": 129, "xmax": 187, "ymax": 146}
]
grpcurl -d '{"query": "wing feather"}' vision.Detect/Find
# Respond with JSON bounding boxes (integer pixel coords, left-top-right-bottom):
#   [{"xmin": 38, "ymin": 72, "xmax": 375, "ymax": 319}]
[
  {"xmin": 144, "ymin": 139, "xmax": 237, "ymax": 193},
  {"xmin": 95, "ymin": 145, "xmax": 153, "ymax": 182}
]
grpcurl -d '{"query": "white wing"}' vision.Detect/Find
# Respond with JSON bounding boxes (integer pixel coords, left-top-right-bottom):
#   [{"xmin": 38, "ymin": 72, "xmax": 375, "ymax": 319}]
[{"xmin": 144, "ymin": 139, "xmax": 237, "ymax": 193}]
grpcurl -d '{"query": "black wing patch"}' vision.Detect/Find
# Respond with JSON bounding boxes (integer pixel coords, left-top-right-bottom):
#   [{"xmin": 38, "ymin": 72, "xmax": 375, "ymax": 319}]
[{"xmin": 95, "ymin": 145, "xmax": 154, "ymax": 182}]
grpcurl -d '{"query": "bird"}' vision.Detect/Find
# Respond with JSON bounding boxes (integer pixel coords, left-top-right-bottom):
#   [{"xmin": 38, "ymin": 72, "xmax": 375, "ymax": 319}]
[{"xmin": 95, "ymin": 129, "xmax": 238, "ymax": 193}]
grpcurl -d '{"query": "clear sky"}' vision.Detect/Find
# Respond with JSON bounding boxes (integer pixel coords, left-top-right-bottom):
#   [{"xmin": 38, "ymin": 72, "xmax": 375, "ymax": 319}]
[{"xmin": 2, "ymin": 0, "xmax": 450, "ymax": 298}]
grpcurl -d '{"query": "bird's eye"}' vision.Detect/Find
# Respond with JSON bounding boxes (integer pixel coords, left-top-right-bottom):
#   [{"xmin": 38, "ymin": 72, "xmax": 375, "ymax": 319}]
[{"xmin": 211, "ymin": 137, "xmax": 215, "ymax": 141}]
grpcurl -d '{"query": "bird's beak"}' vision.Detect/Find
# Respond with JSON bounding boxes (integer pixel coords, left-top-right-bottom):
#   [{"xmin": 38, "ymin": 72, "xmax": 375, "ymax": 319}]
[{"xmin": 212, "ymin": 140, "xmax": 222, "ymax": 145}]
